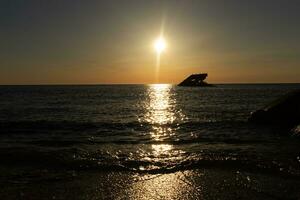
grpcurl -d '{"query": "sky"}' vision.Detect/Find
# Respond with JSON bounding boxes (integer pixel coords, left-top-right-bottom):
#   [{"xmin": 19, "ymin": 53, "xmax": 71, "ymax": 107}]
[{"xmin": 0, "ymin": 0, "xmax": 300, "ymax": 84}]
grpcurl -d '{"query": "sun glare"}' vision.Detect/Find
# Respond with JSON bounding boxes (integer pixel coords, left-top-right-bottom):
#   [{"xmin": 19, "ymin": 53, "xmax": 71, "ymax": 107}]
[{"xmin": 154, "ymin": 37, "xmax": 166, "ymax": 54}]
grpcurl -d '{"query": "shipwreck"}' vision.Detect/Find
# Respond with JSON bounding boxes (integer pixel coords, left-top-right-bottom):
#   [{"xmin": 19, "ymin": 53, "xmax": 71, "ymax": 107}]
[{"xmin": 178, "ymin": 73, "xmax": 213, "ymax": 87}]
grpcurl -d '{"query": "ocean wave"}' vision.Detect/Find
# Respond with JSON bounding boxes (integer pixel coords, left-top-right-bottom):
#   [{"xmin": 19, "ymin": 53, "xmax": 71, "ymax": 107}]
[
  {"xmin": 0, "ymin": 146, "xmax": 299, "ymax": 178},
  {"xmin": 0, "ymin": 119, "xmax": 272, "ymax": 132},
  {"xmin": 0, "ymin": 120, "xmax": 297, "ymax": 146}
]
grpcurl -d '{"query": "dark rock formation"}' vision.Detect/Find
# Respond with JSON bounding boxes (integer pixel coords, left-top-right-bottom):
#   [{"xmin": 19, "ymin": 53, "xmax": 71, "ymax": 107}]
[
  {"xmin": 249, "ymin": 89, "xmax": 300, "ymax": 130},
  {"xmin": 178, "ymin": 73, "xmax": 213, "ymax": 87}
]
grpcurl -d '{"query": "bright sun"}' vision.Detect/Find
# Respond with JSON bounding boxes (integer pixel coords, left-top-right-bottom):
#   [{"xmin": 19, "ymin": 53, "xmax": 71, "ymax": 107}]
[{"xmin": 154, "ymin": 37, "xmax": 166, "ymax": 54}]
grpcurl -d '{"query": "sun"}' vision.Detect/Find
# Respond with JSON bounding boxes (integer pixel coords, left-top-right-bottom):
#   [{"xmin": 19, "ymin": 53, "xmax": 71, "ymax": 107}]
[{"xmin": 154, "ymin": 37, "xmax": 166, "ymax": 54}]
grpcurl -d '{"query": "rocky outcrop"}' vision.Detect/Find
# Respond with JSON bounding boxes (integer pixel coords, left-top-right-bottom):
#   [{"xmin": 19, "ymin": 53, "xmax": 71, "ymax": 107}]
[{"xmin": 249, "ymin": 89, "xmax": 300, "ymax": 130}]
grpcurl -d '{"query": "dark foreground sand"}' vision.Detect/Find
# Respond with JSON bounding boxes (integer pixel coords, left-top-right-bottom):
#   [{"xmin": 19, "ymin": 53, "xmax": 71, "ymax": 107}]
[{"xmin": 1, "ymin": 167, "xmax": 300, "ymax": 200}]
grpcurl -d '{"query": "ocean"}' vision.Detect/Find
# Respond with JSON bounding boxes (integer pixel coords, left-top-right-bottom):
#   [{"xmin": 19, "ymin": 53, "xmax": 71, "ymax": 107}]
[{"xmin": 0, "ymin": 84, "xmax": 300, "ymax": 199}]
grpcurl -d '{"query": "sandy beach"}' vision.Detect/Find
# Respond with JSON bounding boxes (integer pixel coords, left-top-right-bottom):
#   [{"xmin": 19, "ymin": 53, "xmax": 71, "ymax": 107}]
[{"xmin": 1, "ymin": 166, "xmax": 300, "ymax": 200}]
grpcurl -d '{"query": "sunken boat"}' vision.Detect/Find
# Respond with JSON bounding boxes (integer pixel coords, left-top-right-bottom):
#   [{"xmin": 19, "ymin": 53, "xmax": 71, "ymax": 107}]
[{"xmin": 178, "ymin": 73, "xmax": 213, "ymax": 87}]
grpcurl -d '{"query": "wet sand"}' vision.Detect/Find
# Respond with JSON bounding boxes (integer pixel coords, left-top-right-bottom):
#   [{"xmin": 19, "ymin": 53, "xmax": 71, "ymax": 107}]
[{"xmin": 1, "ymin": 168, "xmax": 300, "ymax": 200}]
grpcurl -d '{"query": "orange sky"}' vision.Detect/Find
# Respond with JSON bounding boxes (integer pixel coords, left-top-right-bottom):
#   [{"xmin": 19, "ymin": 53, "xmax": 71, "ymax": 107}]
[{"xmin": 1, "ymin": 1, "xmax": 300, "ymax": 84}]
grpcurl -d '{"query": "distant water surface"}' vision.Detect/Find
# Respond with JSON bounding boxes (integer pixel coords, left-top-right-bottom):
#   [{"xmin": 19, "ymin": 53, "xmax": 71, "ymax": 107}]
[{"xmin": 0, "ymin": 84, "xmax": 300, "ymax": 176}]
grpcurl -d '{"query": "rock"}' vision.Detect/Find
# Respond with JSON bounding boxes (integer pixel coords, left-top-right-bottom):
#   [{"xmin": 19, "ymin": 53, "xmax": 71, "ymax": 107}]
[
  {"xmin": 249, "ymin": 89, "xmax": 300, "ymax": 130},
  {"xmin": 292, "ymin": 125, "xmax": 300, "ymax": 135}
]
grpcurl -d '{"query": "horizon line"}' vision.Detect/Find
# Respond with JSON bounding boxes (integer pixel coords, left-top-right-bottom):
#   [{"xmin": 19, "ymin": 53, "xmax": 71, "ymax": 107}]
[{"xmin": 0, "ymin": 82, "xmax": 300, "ymax": 86}]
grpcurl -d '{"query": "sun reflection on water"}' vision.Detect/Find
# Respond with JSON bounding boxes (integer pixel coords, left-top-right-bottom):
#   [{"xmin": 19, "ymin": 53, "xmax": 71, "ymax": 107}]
[
  {"xmin": 146, "ymin": 84, "xmax": 175, "ymax": 125},
  {"xmin": 151, "ymin": 144, "xmax": 173, "ymax": 157},
  {"xmin": 144, "ymin": 84, "xmax": 185, "ymax": 142},
  {"xmin": 126, "ymin": 84, "xmax": 190, "ymax": 199},
  {"xmin": 129, "ymin": 171, "xmax": 196, "ymax": 200}
]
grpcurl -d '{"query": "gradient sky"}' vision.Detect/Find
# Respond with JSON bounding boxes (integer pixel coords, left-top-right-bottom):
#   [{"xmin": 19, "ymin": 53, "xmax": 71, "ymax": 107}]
[{"xmin": 1, "ymin": 0, "xmax": 300, "ymax": 84}]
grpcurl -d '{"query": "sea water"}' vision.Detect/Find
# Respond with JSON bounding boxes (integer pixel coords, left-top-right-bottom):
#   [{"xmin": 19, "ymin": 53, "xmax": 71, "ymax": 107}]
[{"xmin": 0, "ymin": 84, "xmax": 299, "ymax": 177}]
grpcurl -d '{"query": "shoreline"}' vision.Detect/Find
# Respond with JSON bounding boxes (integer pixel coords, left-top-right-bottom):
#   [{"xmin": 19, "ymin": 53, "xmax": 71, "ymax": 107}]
[{"xmin": 1, "ymin": 168, "xmax": 299, "ymax": 199}]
